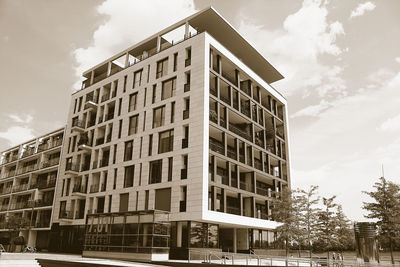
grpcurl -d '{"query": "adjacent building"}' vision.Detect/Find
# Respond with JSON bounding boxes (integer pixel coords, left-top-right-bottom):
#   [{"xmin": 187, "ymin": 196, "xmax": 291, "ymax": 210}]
[
  {"xmin": 0, "ymin": 128, "xmax": 64, "ymax": 250},
  {"xmin": 0, "ymin": 7, "xmax": 290, "ymax": 260}
]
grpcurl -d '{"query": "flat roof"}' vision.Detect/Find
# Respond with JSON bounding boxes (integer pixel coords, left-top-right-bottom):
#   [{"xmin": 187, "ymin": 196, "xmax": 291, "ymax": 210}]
[{"xmin": 83, "ymin": 7, "xmax": 284, "ymax": 84}]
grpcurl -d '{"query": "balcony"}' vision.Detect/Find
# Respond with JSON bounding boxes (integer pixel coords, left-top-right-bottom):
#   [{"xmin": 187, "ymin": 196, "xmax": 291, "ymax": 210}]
[
  {"xmin": 209, "ymin": 110, "xmax": 218, "ymax": 124},
  {"xmin": 255, "ymin": 137, "xmax": 264, "ymax": 148},
  {"xmin": 105, "ymin": 113, "xmax": 114, "ymax": 121},
  {"xmin": 101, "ymin": 93, "xmax": 110, "ymax": 103},
  {"xmin": 87, "ymin": 118, "xmax": 96, "ymax": 128},
  {"xmin": 100, "ymin": 183, "xmax": 106, "ymax": 192},
  {"xmin": 34, "ymin": 199, "xmax": 53, "ymax": 207},
  {"xmin": 181, "ymin": 169, "xmax": 187, "ymax": 180},
  {"xmin": 9, "ymin": 202, "xmax": 30, "ymax": 210},
  {"xmin": 3, "ymin": 170, "xmax": 16, "ymax": 178},
  {"xmin": 182, "ymin": 138, "xmax": 188, "ymax": 149},
  {"xmin": 240, "ymin": 181, "xmax": 253, "ymax": 192},
  {"xmin": 71, "ymin": 120, "xmax": 85, "ymax": 133},
  {"xmin": 183, "ymin": 109, "xmax": 189, "ymax": 120},
  {"xmin": 29, "ymin": 183, "xmax": 38, "ymax": 190},
  {"xmin": 0, "ymin": 205, "xmax": 8, "ymax": 211},
  {"xmin": 210, "ymin": 87, "xmax": 217, "ymax": 97},
  {"xmin": 41, "ymin": 158, "xmax": 60, "ymax": 169},
  {"xmin": 16, "ymin": 164, "xmax": 38, "ymax": 176},
  {"xmin": 81, "ymin": 163, "xmax": 90, "ymax": 172},
  {"xmin": 185, "ymin": 58, "xmax": 191, "ymax": 67},
  {"xmin": 35, "ymin": 220, "xmax": 50, "ymax": 228},
  {"xmin": 21, "ymin": 148, "xmax": 35, "ymax": 159},
  {"xmin": 229, "ymin": 123, "xmax": 252, "ymax": 142},
  {"xmin": 276, "ymin": 128, "xmax": 285, "ymax": 139},
  {"xmin": 65, "ymin": 162, "xmax": 79, "ymax": 175},
  {"xmin": 99, "ymin": 159, "xmax": 109, "ymax": 168},
  {"xmin": 184, "ymin": 83, "xmax": 190, "ymax": 92},
  {"xmin": 85, "ymin": 94, "xmax": 98, "ymax": 110},
  {"xmin": 37, "ymin": 142, "xmax": 49, "ymax": 152},
  {"xmin": 220, "ymin": 95, "xmax": 230, "ymax": 105},
  {"xmin": 92, "ymin": 160, "xmax": 98, "ymax": 169},
  {"xmin": 59, "ymin": 210, "xmax": 74, "ymax": 220},
  {"xmin": 0, "ymin": 187, "xmax": 12, "ymax": 195},
  {"xmin": 37, "ymin": 178, "xmax": 56, "ymax": 189},
  {"xmin": 72, "ymin": 184, "xmax": 87, "ymax": 196},
  {"xmin": 254, "ymin": 159, "xmax": 263, "ymax": 171},
  {"xmin": 222, "ymin": 71, "xmax": 237, "ymax": 86},
  {"xmin": 240, "ymin": 104, "xmax": 251, "ymax": 118},
  {"xmin": 226, "ymin": 205, "xmax": 240, "ymax": 215},
  {"xmin": 95, "ymin": 137, "xmax": 105, "ymax": 146},
  {"xmin": 209, "ymin": 138, "xmax": 224, "ymax": 155},
  {"xmin": 179, "ymin": 200, "xmax": 186, "ymax": 212},
  {"xmin": 227, "ymin": 146, "xmax": 237, "ymax": 160},
  {"xmin": 78, "ymin": 134, "xmax": 93, "ymax": 151},
  {"xmin": 75, "ymin": 210, "xmax": 85, "ymax": 220},
  {"xmin": 90, "ymin": 184, "xmax": 99, "ymax": 193},
  {"xmin": 13, "ymin": 183, "xmax": 29, "ymax": 193},
  {"xmin": 219, "ymin": 117, "xmax": 227, "ymax": 128}
]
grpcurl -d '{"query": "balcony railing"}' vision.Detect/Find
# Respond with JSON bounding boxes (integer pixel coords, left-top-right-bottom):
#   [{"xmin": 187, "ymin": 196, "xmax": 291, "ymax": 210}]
[
  {"xmin": 73, "ymin": 184, "xmax": 87, "ymax": 194},
  {"xmin": 0, "ymin": 205, "xmax": 9, "ymax": 211},
  {"xmin": 35, "ymin": 199, "xmax": 53, "ymax": 207},
  {"xmin": 90, "ymin": 184, "xmax": 99, "ymax": 193},
  {"xmin": 184, "ymin": 83, "xmax": 190, "ymax": 92},
  {"xmin": 0, "ymin": 187, "xmax": 12, "ymax": 195},
  {"xmin": 95, "ymin": 137, "xmax": 105, "ymax": 146},
  {"xmin": 182, "ymin": 138, "xmax": 188, "ymax": 149},
  {"xmin": 183, "ymin": 110, "xmax": 189, "ymax": 120},
  {"xmin": 21, "ymin": 148, "xmax": 35, "ymax": 159},
  {"xmin": 35, "ymin": 220, "xmax": 50, "ymax": 228},
  {"xmin": 240, "ymin": 105, "xmax": 251, "ymax": 118},
  {"xmin": 240, "ymin": 182, "xmax": 253, "ymax": 192},
  {"xmin": 37, "ymin": 178, "xmax": 56, "ymax": 189},
  {"xmin": 220, "ymin": 95, "xmax": 230, "ymax": 105},
  {"xmin": 99, "ymin": 159, "xmax": 109, "ymax": 168},
  {"xmin": 219, "ymin": 118, "xmax": 227, "ymax": 128},
  {"xmin": 3, "ymin": 170, "xmax": 16, "ymax": 178},
  {"xmin": 65, "ymin": 162, "xmax": 79, "ymax": 173},
  {"xmin": 75, "ymin": 210, "xmax": 85, "ymax": 219},
  {"xmin": 86, "ymin": 94, "xmax": 99, "ymax": 104},
  {"xmin": 87, "ymin": 118, "xmax": 96, "ymax": 127},
  {"xmin": 9, "ymin": 201, "xmax": 30, "ymax": 210},
  {"xmin": 101, "ymin": 93, "xmax": 110, "ymax": 103},
  {"xmin": 13, "ymin": 183, "xmax": 29, "ymax": 192},
  {"xmin": 255, "ymin": 137, "xmax": 264, "ymax": 148},
  {"xmin": 41, "ymin": 158, "xmax": 60, "ymax": 169},
  {"xmin": 209, "ymin": 139, "xmax": 224, "ymax": 155},
  {"xmin": 226, "ymin": 205, "xmax": 240, "ymax": 215},
  {"xmin": 227, "ymin": 146, "xmax": 237, "ymax": 160},
  {"xmin": 81, "ymin": 163, "xmax": 90, "ymax": 172},
  {"xmin": 209, "ymin": 110, "xmax": 218, "ymax": 124},
  {"xmin": 210, "ymin": 87, "xmax": 217, "ymax": 97},
  {"xmin": 105, "ymin": 113, "xmax": 114, "ymax": 121},
  {"xmin": 17, "ymin": 164, "xmax": 39, "ymax": 175},
  {"xmin": 72, "ymin": 119, "xmax": 85, "ymax": 129},
  {"xmin": 59, "ymin": 210, "xmax": 74, "ymax": 219},
  {"xmin": 181, "ymin": 169, "xmax": 187, "ymax": 180},
  {"xmin": 229, "ymin": 123, "xmax": 252, "ymax": 142},
  {"xmin": 239, "ymin": 154, "xmax": 245, "ymax": 164},
  {"xmin": 254, "ymin": 159, "xmax": 263, "ymax": 171}
]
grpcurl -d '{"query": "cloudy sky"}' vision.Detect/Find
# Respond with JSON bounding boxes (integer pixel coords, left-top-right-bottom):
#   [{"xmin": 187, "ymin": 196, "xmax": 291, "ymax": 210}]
[{"xmin": 0, "ymin": 0, "xmax": 399, "ymax": 220}]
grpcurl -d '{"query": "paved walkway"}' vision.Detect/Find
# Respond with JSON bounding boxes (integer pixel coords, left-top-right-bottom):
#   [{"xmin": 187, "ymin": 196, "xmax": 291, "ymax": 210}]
[{"xmin": 0, "ymin": 252, "xmax": 162, "ymax": 267}]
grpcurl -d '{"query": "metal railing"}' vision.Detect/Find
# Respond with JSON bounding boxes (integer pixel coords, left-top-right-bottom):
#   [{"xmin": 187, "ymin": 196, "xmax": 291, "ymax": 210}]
[
  {"xmin": 209, "ymin": 139, "xmax": 224, "ymax": 154},
  {"xmin": 229, "ymin": 123, "xmax": 252, "ymax": 141}
]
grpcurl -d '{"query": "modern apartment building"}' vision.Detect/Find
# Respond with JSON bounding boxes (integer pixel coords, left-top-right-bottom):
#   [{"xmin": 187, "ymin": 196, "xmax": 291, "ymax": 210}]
[
  {"xmin": 0, "ymin": 128, "xmax": 64, "ymax": 251},
  {"xmin": 0, "ymin": 7, "xmax": 290, "ymax": 260},
  {"xmin": 47, "ymin": 7, "xmax": 290, "ymax": 260}
]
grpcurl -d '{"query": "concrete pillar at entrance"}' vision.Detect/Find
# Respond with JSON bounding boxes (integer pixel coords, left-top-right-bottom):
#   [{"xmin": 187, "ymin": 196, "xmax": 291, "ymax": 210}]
[
  {"xmin": 177, "ymin": 222, "xmax": 182, "ymax": 247},
  {"xmin": 233, "ymin": 228, "xmax": 237, "ymax": 253},
  {"xmin": 28, "ymin": 230, "xmax": 37, "ymax": 247}
]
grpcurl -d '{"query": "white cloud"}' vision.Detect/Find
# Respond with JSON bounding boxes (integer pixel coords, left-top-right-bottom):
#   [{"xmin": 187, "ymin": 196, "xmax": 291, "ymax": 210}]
[
  {"xmin": 238, "ymin": 0, "xmax": 345, "ymax": 98},
  {"xmin": 291, "ymin": 100, "xmax": 332, "ymax": 118},
  {"xmin": 350, "ymin": 2, "xmax": 376, "ymax": 19},
  {"xmin": 379, "ymin": 114, "xmax": 400, "ymax": 132},
  {"xmin": 73, "ymin": 0, "xmax": 196, "ymax": 90},
  {"xmin": 8, "ymin": 114, "xmax": 33, "ymax": 124},
  {"xmin": 0, "ymin": 126, "xmax": 35, "ymax": 147}
]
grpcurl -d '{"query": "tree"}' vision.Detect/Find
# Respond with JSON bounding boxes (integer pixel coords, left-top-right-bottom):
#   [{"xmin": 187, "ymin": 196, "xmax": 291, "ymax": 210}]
[
  {"xmin": 363, "ymin": 177, "xmax": 400, "ymax": 264},
  {"xmin": 297, "ymin": 185, "xmax": 320, "ymax": 265},
  {"xmin": 271, "ymin": 188, "xmax": 303, "ymax": 260},
  {"xmin": 335, "ymin": 205, "xmax": 354, "ymax": 252},
  {"xmin": 316, "ymin": 196, "xmax": 339, "ymax": 264}
]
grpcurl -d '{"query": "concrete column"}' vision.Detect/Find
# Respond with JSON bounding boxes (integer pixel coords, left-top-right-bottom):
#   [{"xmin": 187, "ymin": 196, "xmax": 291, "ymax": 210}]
[
  {"xmin": 233, "ymin": 228, "xmax": 237, "ymax": 253},
  {"xmin": 228, "ymin": 162, "xmax": 231, "ymax": 187},
  {"xmin": 90, "ymin": 71, "xmax": 94, "ymax": 85},
  {"xmin": 177, "ymin": 222, "xmax": 182, "ymax": 247},
  {"xmin": 209, "ymin": 49, "xmax": 213, "ymax": 69},
  {"xmin": 217, "ymin": 55, "xmax": 221, "ymax": 74},
  {"xmin": 222, "ymin": 188, "xmax": 226, "ymax": 213},
  {"xmin": 107, "ymin": 61, "xmax": 112, "ymax": 77},
  {"xmin": 184, "ymin": 21, "xmax": 189, "ymax": 39},
  {"xmin": 124, "ymin": 52, "xmax": 129, "ymax": 67},
  {"xmin": 156, "ymin": 35, "xmax": 161, "ymax": 53},
  {"xmin": 239, "ymin": 193, "xmax": 243, "ymax": 216}
]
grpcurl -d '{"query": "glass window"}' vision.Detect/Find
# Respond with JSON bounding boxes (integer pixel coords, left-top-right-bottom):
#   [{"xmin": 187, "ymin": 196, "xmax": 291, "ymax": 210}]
[
  {"xmin": 156, "ymin": 57, "xmax": 168, "ymax": 78},
  {"xmin": 208, "ymin": 224, "xmax": 219, "ymax": 248},
  {"xmin": 129, "ymin": 93, "xmax": 137, "ymax": 112},
  {"xmin": 124, "ymin": 165, "xmax": 134, "ymax": 188},
  {"xmin": 161, "ymin": 77, "xmax": 176, "ymax": 100},
  {"xmin": 149, "ymin": 159, "xmax": 162, "ymax": 184},
  {"xmin": 133, "ymin": 70, "xmax": 142, "ymax": 88},
  {"xmin": 128, "ymin": 115, "xmax": 138, "ymax": 135},
  {"xmin": 190, "ymin": 222, "xmax": 205, "ymax": 248},
  {"xmin": 124, "ymin": 140, "xmax": 133, "ymax": 161},
  {"xmin": 152, "ymin": 105, "xmax": 165, "ymax": 128},
  {"xmin": 158, "ymin": 129, "xmax": 174, "ymax": 154}
]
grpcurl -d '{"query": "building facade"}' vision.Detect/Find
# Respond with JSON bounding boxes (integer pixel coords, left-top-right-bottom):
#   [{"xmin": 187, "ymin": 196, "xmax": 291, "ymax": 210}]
[
  {"xmin": 0, "ymin": 7, "xmax": 290, "ymax": 260},
  {"xmin": 0, "ymin": 128, "xmax": 64, "ymax": 251}
]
